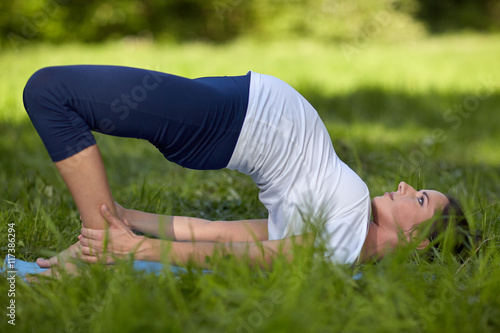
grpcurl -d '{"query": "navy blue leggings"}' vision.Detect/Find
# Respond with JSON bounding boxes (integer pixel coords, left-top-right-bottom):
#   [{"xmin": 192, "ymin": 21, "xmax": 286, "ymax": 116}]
[{"xmin": 23, "ymin": 65, "xmax": 250, "ymax": 170}]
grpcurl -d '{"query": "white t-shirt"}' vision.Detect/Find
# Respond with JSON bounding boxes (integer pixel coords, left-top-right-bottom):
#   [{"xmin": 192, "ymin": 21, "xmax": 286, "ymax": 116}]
[{"xmin": 227, "ymin": 72, "xmax": 371, "ymax": 264}]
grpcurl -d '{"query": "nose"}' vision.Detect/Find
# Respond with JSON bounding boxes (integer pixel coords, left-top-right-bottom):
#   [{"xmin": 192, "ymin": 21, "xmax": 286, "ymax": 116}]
[{"xmin": 398, "ymin": 181, "xmax": 416, "ymax": 196}]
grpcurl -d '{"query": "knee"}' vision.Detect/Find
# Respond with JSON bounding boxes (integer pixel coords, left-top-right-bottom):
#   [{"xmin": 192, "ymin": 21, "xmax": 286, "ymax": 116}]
[{"xmin": 23, "ymin": 66, "xmax": 64, "ymax": 114}]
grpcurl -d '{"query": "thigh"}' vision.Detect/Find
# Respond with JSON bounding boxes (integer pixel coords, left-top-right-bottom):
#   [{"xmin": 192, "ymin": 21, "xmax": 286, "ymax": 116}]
[{"xmin": 30, "ymin": 65, "xmax": 250, "ymax": 169}]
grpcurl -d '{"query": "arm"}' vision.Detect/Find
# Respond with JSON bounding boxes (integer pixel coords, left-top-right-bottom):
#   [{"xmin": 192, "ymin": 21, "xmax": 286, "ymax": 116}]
[
  {"xmin": 121, "ymin": 204, "xmax": 269, "ymax": 242},
  {"xmin": 80, "ymin": 205, "xmax": 307, "ymax": 267},
  {"xmin": 36, "ymin": 200, "xmax": 266, "ymax": 269},
  {"xmin": 137, "ymin": 236, "xmax": 300, "ymax": 268}
]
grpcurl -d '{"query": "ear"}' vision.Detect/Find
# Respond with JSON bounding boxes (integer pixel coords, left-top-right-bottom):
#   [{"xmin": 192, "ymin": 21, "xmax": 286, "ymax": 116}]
[
  {"xmin": 416, "ymin": 238, "xmax": 430, "ymax": 250},
  {"xmin": 408, "ymin": 228, "xmax": 430, "ymax": 250}
]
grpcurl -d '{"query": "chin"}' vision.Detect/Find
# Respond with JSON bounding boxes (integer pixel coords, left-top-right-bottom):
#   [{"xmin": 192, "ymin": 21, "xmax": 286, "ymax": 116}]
[{"xmin": 371, "ymin": 195, "xmax": 383, "ymax": 206}]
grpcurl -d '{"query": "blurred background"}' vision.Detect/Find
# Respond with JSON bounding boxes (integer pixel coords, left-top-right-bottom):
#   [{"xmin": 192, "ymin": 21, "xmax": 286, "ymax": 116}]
[{"xmin": 1, "ymin": 0, "xmax": 499, "ymax": 46}]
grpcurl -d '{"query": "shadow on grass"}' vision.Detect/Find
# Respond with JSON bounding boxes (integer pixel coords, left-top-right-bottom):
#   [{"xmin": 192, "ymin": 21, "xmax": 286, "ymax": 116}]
[{"xmin": 301, "ymin": 86, "xmax": 500, "ymax": 135}]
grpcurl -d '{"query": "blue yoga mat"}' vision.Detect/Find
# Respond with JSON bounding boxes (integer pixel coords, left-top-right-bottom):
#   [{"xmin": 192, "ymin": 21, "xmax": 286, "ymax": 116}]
[
  {"xmin": 1, "ymin": 256, "xmax": 211, "ymax": 281},
  {"xmin": 2, "ymin": 257, "xmax": 363, "ymax": 282}
]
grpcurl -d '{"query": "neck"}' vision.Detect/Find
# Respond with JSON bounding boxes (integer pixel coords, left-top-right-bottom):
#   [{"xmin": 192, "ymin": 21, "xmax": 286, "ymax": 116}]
[{"xmin": 359, "ymin": 221, "xmax": 398, "ymax": 262}]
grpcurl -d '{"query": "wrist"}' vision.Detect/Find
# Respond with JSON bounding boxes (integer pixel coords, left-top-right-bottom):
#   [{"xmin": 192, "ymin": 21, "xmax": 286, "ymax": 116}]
[
  {"xmin": 135, "ymin": 238, "xmax": 166, "ymax": 262},
  {"xmin": 134, "ymin": 236, "xmax": 153, "ymax": 261},
  {"xmin": 122, "ymin": 208, "xmax": 136, "ymax": 229}
]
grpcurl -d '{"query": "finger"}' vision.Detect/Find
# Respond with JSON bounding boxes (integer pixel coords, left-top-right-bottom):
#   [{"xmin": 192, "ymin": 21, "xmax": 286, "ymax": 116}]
[
  {"xmin": 36, "ymin": 256, "xmax": 59, "ymax": 268},
  {"xmin": 80, "ymin": 242, "xmax": 100, "ymax": 255},
  {"xmin": 101, "ymin": 204, "xmax": 126, "ymax": 229},
  {"xmin": 36, "ymin": 258, "xmax": 53, "ymax": 268},
  {"xmin": 80, "ymin": 243, "xmax": 93, "ymax": 256},
  {"xmin": 101, "ymin": 204, "xmax": 117, "ymax": 225},
  {"xmin": 81, "ymin": 254, "xmax": 114, "ymax": 264},
  {"xmin": 79, "ymin": 238, "xmax": 103, "ymax": 252},
  {"xmin": 80, "ymin": 255, "xmax": 99, "ymax": 263},
  {"xmin": 81, "ymin": 228, "xmax": 105, "ymax": 241}
]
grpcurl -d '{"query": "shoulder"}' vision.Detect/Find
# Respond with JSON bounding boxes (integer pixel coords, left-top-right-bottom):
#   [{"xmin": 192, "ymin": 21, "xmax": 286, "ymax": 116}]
[{"xmin": 319, "ymin": 163, "xmax": 371, "ymax": 264}]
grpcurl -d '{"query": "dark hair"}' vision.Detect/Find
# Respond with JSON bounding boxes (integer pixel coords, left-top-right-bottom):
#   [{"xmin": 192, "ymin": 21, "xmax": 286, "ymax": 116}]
[{"xmin": 426, "ymin": 195, "xmax": 472, "ymax": 255}]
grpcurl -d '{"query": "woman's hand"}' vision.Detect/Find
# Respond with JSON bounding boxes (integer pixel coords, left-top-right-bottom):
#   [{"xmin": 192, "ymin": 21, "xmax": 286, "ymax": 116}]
[
  {"xmin": 79, "ymin": 205, "xmax": 144, "ymax": 263},
  {"xmin": 37, "ymin": 202, "xmax": 132, "ymax": 267}
]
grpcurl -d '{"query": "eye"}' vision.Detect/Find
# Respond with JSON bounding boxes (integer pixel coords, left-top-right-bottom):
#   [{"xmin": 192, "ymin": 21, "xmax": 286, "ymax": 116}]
[{"xmin": 418, "ymin": 196, "xmax": 424, "ymax": 206}]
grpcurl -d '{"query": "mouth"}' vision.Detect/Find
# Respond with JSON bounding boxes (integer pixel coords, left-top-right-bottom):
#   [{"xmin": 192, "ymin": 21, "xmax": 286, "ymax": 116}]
[{"xmin": 385, "ymin": 192, "xmax": 394, "ymax": 200}]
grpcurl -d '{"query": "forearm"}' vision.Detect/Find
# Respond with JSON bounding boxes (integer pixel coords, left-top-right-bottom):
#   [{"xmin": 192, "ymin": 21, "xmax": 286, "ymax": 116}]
[
  {"xmin": 124, "ymin": 208, "xmax": 175, "ymax": 239},
  {"xmin": 124, "ymin": 208, "xmax": 268, "ymax": 242},
  {"xmin": 136, "ymin": 236, "xmax": 299, "ymax": 268},
  {"xmin": 80, "ymin": 207, "xmax": 309, "ymax": 267}
]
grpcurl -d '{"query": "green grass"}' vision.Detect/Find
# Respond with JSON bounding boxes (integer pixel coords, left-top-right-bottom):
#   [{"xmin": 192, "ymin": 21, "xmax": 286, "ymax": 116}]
[{"xmin": 1, "ymin": 34, "xmax": 499, "ymax": 332}]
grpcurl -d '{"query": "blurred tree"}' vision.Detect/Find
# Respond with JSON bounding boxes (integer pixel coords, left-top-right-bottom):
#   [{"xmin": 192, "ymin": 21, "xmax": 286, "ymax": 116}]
[
  {"xmin": 0, "ymin": 0, "xmax": 498, "ymax": 51},
  {"xmin": 0, "ymin": 0, "xmax": 253, "ymax": 50},
  {"xmin": 415, "ymin": 0, "xmax": 500, "ymax": 32},
  {"xmin": 249, "ymin": 0, "xmax": 425, "ymax": 42}
]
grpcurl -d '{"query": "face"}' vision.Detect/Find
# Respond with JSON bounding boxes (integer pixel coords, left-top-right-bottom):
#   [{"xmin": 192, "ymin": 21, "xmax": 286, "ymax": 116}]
[{"xmin": 372, "ymin": 181, "xmax": 450, "ymax": 234}]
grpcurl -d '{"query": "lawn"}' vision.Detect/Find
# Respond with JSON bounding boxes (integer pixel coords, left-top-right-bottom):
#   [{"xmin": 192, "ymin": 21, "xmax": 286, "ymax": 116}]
[{"xmin": 0, "ymin": 34, "xmax": 499, "ymax": 332}]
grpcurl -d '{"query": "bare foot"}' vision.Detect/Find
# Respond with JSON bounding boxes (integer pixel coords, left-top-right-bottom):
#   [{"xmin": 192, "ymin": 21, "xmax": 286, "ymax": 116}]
[
  {"xmin": 36, "ymin": 241, "xmax": 82, "ymax": 268},
  {"xmin": 26, "ymin": 262, "xmax": 80, "ymax": 283}
]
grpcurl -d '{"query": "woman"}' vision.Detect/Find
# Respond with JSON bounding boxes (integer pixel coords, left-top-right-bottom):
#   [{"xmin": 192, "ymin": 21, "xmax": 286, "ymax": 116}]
[{"xmin": 23, "ymin": 65, "xmax": 468, "ymax": 274}]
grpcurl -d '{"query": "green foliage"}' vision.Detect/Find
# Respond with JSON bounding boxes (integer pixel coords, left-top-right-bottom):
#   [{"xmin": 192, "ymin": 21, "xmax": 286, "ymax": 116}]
[
  {"xmin": 0, "ymin": 0, "xmax": 254, "ymax": 48},
  {"xmin": 3, "ymin": 0, "xmax": 499, "ymax": 49},
  {"xmin": 415, "ymin": 0, "xmax": 500, "ymax": 33},
  {"xmin": 0, "ymin": 35, "xmax": 499, "ymax": 332}
]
